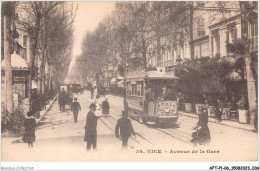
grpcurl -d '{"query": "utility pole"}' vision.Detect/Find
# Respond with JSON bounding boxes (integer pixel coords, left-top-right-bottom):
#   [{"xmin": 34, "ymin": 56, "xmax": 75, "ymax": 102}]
[{"xmin": 3, "ymin": 2, "xmax": 14, "ymax": 113}]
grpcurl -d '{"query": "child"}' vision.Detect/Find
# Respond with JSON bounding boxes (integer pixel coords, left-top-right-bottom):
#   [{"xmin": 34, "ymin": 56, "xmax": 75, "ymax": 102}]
[
  {"xmin": 102, "ymin": 98, "xmax": 110, "ymax": 117},
  {"xmin": 22, "ymin": 111, "xmax": 36, "ymax": 147},
  {"xmin": 71, "ymin": 97, "xmax": 81, "ymax": 123}
]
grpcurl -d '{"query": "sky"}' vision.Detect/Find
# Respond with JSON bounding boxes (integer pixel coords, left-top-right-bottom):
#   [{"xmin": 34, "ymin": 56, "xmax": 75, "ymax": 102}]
[{"xmin": 68, "ymin": 1, "xmax": 115, "ymax": 73}]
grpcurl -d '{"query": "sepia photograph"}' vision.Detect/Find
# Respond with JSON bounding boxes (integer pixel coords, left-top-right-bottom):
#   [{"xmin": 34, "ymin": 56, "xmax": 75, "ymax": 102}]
[{"xmin": 0, "ymin": 0, "xmax": 259, "ymax": 168}]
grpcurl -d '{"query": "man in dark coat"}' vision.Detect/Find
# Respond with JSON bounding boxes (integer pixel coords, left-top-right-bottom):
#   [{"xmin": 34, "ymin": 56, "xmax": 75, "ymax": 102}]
[
  {"xmin": 144, "ymin": 87, "xmax": 154, "ymax": 114},
  {"xmin": 101, "ymin": 98, "xmax": 110, "ymax": 116},
  {"xmin": 84, "ymin": 103, "xmax": 99, "ymax": 150},
  {"xmin": 215, "ymin": 97, "xmax": 223, "ymax": 122},
  {"xmin": 59, "ymin": 88, "xmax": 66, "ymax": 111},
  {"xmin": 71, "ymin": 97, "xmax": 81, "ymax": 123},
  {"xmin": 115, "ymin": 110, "xmax": 136, "ymax": 149}
]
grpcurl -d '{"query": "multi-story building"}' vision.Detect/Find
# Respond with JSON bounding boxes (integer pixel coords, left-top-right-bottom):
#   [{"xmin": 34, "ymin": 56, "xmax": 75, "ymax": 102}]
[
  {"xmin": 147, "ymin": 1, "xmax": 240, "ymax": 68},
  {"xmin": 209, "ymin": 14, "xmax": 242, "ymax": 58}
]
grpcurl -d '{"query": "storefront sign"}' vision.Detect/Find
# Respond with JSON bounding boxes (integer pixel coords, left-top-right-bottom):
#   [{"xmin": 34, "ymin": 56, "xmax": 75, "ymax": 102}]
[{"xmin": 14, "ymin": 76, "xmax": 26, "ymax": 82}]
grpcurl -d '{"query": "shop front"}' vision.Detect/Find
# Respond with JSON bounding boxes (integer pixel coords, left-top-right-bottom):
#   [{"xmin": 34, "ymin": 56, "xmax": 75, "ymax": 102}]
[{"xmin": 1, "ymin": 53, "xmax": 30, "ymax": 108}]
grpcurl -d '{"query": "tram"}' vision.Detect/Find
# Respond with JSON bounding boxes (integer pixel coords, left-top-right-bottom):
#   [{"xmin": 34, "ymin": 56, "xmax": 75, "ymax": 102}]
[{"xmin": 125, "ymin": 69, "xmax": 180, "ymax": 125}]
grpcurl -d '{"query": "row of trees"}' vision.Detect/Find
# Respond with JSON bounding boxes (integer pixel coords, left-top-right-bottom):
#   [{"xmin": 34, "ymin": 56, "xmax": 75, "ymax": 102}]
[
  {"xmin": 17, "ymin": 2, "xmax": 77, "ymax": 97},
  {"xmin": 2, "ymin": 2, "xmax": 77, "ymax": 113}
]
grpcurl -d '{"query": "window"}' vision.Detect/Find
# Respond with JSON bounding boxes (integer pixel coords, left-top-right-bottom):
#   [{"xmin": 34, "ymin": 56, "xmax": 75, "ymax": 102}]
[
  {"xmin": 136, "ymin": 81, "xmax": 144, "ymax": 96},
  {"xmin": 201, "ymin": 42, "xmax": 209, "ymax": 57},
  {"xmin": 226, "ymin": 31, "xmax": 230, "ymax": 55},
  {"xmin": 132, "ymin": 84, "xmax": 137, "ymax": 95},
  {"xmin": 215, "ymin": 33, "xmax": 220, "ymax": 54},
  {"xmin": 231, "ymin": 28, "xmax": 237, "ymax": 42},
  {"xmin": 197, "ymin": 18, "xmax": 204, "ymax": 28},
  {"xmin": 249, "ymin": 22, "xmax": 258, "ymax": 51},
  {"xmin": 211, "ymin": 36, "xmax": 214, "ymax": 57},
  {"xmin": 23, "ymin": 36, "xmax": 28, "ymax": 47},
  {"xmin": 226, "ymin": 31, "xmax": 229, "ymax": 42},
  {"xmin": 127, "ymin": 82, "xmax": 131, "ymax": 95}
]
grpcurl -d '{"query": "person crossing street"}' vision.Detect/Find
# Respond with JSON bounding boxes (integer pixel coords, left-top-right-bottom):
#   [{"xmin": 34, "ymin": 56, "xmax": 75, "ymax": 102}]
[
  {"xmin": 71, "ymin": 97, "xmax": 81, "ymax": 123},
  {"xmin": 115, "ymin": 110, "xmax": 136, "ymax": 149}
]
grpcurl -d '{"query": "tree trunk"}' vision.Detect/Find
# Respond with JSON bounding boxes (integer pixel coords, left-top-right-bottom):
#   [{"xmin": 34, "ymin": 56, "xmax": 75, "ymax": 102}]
[
  {"xmin": 240, "ymin": 1, "xmax": 258, "ymax": 126},
  {"xmin": 37, "ymin": 61, "xmax": 42, "ymax": 94},
  {"xmin": 3, "ymin": 8, "xmax": 13, "ymax": 113},
  {"xmin": 245, "ymin": 56, "xmax": 257, "ymax": 125},
  {"xmin": 189, "ymin": 2, "xmax": 194, "ymax": 60},
  {"xmin": 42, "ymin": 59, "xmax": 46, "ymax": 95},
  {"xmin": 30, "ymin": 16, "xmax": 41, "ymax": 101}
]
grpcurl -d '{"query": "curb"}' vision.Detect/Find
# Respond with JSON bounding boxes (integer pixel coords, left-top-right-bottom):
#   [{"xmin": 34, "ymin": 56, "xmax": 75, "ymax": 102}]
[
  {"xmin": 35, "ymin": 95, "xmax": 58, "ymax": 125},
  {"xmin": 179, "ymin": 111, "xmax": 256, "ymax": 133}
]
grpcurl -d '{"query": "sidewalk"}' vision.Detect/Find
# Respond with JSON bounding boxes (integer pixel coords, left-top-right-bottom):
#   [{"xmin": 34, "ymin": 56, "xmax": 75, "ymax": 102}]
[
  {"xmin": 3, "ymin": 95, "xmax": 58, "ymax": 142},
  {"xmin": 179, "ymin": 111, "xmax": 256, "ymax": 132}
]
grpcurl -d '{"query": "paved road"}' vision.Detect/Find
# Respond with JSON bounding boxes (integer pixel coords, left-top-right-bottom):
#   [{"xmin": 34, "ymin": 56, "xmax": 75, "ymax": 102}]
[{"xmin": 2, "ymin": 91, "xmax": 258, "ymax": 161}]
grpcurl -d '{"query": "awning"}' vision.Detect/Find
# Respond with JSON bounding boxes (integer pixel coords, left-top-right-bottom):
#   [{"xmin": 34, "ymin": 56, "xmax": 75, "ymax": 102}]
[
  {"xmin": 32, "ymin": 80, "xmax": 38, "ymax": 89},
  {"xmin": 1, "ymin": 52, "xmax": 29, "ymax": 70},
  {"xmin": 117, "ymin": 80, "xmax": 125, "ymax": 87}
]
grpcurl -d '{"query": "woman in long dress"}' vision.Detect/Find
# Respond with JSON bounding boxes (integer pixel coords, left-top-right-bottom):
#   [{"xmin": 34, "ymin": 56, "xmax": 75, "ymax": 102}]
[{"xmin": 22, "ymin": 111, "xmax": 36, "ymax": 147}]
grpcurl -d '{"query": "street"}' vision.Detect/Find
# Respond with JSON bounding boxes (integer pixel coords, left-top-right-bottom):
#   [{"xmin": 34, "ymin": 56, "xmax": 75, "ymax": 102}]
[{"xmin": 2, "ymin": 91, "xmax": 258, "ymax": 161}]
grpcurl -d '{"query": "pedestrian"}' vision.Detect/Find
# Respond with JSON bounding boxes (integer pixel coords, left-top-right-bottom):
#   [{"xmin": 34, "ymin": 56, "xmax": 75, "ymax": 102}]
[
  {"xmin": 144, "ymin": 87, "xmax": 154, "ymax": 114},
  {"xmin": 71, "ymin": 97, "xmax": 81, "ymax": 123},
  {"xmin": 190, "ymin": 111, "xmax": 211, "ymax": 145},
  {"xmin": 59, "ymin": 88, "xmax": 66, "ymax": 111},
  {"xmin": 91, "ymin": 88, "xmax": 94, "ymax": 99},
  {"xmin": 22, "ymin": 111, "xmax": 36, "ymax": 147},
  {"xmin": 102, "ymin": 98, "xmax": 110, "ymax": 117},
  {"xmin": 215, "ymin": 97, "xmax": 223, "ymax": 122},
  {"xmin": 84, "ymin": 103, "xmax": 100, "ymax": 151},
  {"xmin": 115, "ymin": 110, "xmax": 136, "ymax": 149}
]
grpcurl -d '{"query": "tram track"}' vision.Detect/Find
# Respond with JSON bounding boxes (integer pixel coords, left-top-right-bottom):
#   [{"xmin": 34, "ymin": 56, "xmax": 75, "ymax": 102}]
[
  {"xmin": 80, "ymin": 95, "xmax": 156, "ymax": 148},
  {"xmin": 79, "ymin": 94, "xmax": 193, "ymax": 146},
  {"xmin": 107, "ymin": 99, "xmax": 193, "ymax": 145}
]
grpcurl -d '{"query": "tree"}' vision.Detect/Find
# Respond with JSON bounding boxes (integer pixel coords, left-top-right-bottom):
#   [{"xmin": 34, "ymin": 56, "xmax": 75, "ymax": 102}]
[
  {"xmin": 17, "ymin": 2, "xmax": 77, "ymax": 94},
  {"xmin": 238, "ymin": 1, "xmax": 257, "ymax": 126},
  {"xmin": 17, "ymin": 2, "xmax": 62, "ymax": 99},
  {"xmin": 2, "ymin": 2, "xmax": 16, "ymax": 113}
]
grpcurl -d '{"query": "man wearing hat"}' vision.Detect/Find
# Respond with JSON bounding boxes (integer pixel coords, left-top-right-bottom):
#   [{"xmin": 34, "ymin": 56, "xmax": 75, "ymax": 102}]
[
  {"xmin": 115, "ymin": 110, "xmax": 136, "ymax": 149},
  {"xmin": 71, "ymin": 97, "xmax": 81, "ymax": 123},
  {"xmin": 160, "ymin": 87, "xmax": 169, "ymax": 101},
  {"xmin": 84, "ymin": 103, "xmax": 99, "ymax": 150}
]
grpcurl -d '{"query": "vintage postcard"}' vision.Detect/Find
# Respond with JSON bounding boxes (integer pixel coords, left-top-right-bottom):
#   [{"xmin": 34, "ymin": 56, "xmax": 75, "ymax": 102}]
[{"xmin": 1, "ymin": 1, "xmax": 258, "ymax": 164}]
